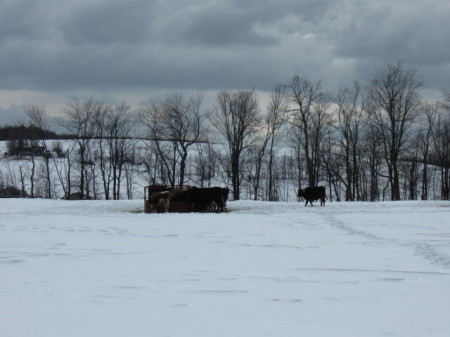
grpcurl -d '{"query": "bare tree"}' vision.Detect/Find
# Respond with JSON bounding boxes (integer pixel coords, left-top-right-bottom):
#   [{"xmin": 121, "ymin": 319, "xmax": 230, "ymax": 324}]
[
  {"xmin": 367, "ymin": 63, "xmax": 422, "ymax": 200},
  {"xmin": 162, "ymin": 93, "xmax": 205, "ymax": 186},
  {"xmin": 96, "ymin": 102, "xmax": 135, "ymax": 199},
  {"xmin": 211, "ymin": 90, "xmax": 260, "ymax": 200},
  {"xmin": 195, "ymin": 141, "xmax": 217, "ymax": 188},
  {"xmin": 95, "ymin": 106, "xmax": 112, "ymax": 199},
  {"xmin": 24, "ymin": 103, "xmax": 53, "ymax": 198},
  {"xmin": 141, "ymin": 101, "xmax": 174, "ymax": 185},
  {"xmin": 322, "ymin": 131, "xmax": 343, "ymax": 201},
  {"xmin": 285, "ymin": 75, "xmax": 330, "ymax": 187},
  {"xmin": 360, "ymin": 119, "xmax": 384, "ymax": 201},
  {"xmin": 416, "ymin": 101, "xmax": 439, "ymax": 200},
  {"xmin": 58, "ymin": 98, "xmax": 103, "ymax": 199},
  {"xmin": 432, "ymin": 96, "xmax": 450, "ymax": 200},
  {"xmin": 332, "ymin": 81, "xmax": 366, "ymax": 201},
  {"xmin": 288, "ymin": 124, "xmax": 305, "ymax": 193},
  {"xmin": 141, "ymin": 93, "xmax": 206, "ymax": 187},
  {"xmin": 264, "ymin": 85, "xmax": 288, "ymax": 200},
  {"xmin": 52, "ymin": 141, "xmax": 75, "ymax": 199},
  {"xmin": 110, "ymin": 102, "xmax": 135, "ymax": 199}
]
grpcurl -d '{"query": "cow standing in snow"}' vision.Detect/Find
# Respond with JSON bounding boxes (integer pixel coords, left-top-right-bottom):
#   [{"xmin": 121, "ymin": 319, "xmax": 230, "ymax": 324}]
[
  {"xmin": 297, "ymin": 186, "xmax": 326, "ymax": 207},
  {"xmin": 186, "ymin": 187, "xmax": 229, "ymax": 212},
  {"xmin": 150, "ymin": 191, "xmax": 172, "ymax": 213}
]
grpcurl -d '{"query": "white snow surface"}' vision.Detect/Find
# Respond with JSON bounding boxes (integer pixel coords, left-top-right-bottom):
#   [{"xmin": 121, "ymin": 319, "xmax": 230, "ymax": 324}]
[{"xmin": 1, "ymin": 199, "xmax": 450, "ymax": 337}]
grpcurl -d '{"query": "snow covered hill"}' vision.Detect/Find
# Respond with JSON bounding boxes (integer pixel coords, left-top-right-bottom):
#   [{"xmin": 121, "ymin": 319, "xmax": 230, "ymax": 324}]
[{"xmin": 1, "ymin": 199, "xmax": 450, "ymax": 337}]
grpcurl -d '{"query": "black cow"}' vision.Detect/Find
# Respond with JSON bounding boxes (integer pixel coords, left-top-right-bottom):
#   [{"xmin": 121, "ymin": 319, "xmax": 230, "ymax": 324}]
[
  {"xmin": 186, "ymin": 187, "xmax": 229, "ymax": 212},
  {"xmin": 210, "ymin": 187, "xmax": 229, "ymax": 212},
  {"xmin": 297, "ymin": 186, "xmax": 326, "ymax": 207}
]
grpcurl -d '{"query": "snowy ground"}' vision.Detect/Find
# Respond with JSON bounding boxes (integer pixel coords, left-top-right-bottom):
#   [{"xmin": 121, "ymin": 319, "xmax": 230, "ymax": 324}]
[{"xmin": 1, "ymin": 199, "xmax": 450, "ymax": 337}]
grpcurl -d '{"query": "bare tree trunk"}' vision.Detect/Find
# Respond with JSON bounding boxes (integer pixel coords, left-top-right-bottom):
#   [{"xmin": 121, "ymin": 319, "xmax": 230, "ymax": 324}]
[
  {"xmin": 66, "ymin": 149, "xmax": 72, "ymax": 198},
  {"xmin": 24, "ymin": 103, "xmax": 52, "ymax": 198},
  {"xmin": 367, "ymin": 63, "xmax": 422, "ymax": 200},
  {"xmin": 267, "ymin": 137, "xmax": 276, "ymax": 201},
  {"xmin": 19, "ymin": 166, "xmax": 27, "ymax": 198},
  {"xmin": 253, "ymin": 144, "xmax": 267, "ymax": 200},
  {"xmin": 29, "ymin": 151, "xmax": 35, "ymax": 198}
]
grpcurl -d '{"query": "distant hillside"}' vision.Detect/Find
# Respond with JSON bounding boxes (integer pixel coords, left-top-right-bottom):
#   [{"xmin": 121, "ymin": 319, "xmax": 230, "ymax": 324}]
[{"xmin": 0, "ymin": 125, "xmax": 64, "ymax": 140}]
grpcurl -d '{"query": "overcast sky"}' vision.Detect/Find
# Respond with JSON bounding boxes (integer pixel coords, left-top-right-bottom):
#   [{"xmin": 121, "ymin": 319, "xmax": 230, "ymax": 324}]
[{"xmin": 1, "ymin": 0, "xmax": 449, "ymax": 125}]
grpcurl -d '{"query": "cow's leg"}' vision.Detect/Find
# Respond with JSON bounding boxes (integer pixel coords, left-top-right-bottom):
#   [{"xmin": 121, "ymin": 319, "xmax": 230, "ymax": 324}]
[{"xmin": 163, "ymin": 199, "xmax": 170, "ymax": 212}]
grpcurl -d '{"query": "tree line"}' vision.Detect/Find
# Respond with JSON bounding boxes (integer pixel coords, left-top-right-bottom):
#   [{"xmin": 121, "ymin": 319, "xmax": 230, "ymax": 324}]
[
  {"xmin": 0, "ymin": 125, "xmax": 62, "ymax": 142},
  {"xmin": 1, "ymin": 62, "xmax": 450, "ymax": 201}
]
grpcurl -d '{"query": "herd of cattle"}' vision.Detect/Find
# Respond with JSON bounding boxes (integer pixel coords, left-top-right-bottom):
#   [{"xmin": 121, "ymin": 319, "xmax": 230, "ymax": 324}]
[
  {"xmin": 147, "ymin": 185, "xmax": 327, "ymax": 213},
  {"xmin": 149, "ymin": 186, "xmax": 230, "ymax": 213}
]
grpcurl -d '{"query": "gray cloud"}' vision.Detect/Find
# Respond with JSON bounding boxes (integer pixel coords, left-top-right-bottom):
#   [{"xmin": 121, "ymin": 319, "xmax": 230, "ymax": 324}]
[
  {"xmin": 0, "ymin": 0, "xmax": 44, "ymax": 43},
  {"xmin": 1, "ymin": 0, "xmax": 450, "ymax": 124},
  {"xmin": 326, "ymin": 1, "xmax": 450, "ymax": 65},
  {"xmin": 61, "ymin": 0, "xmax": 155, "ymax": 45},
  {"xmin": 0, "ymin": 104, "xmax": 26, "ymax": 126},
  {"xmin": 185, "ymin": 10, "xmax": 276, "ymax": 46}
]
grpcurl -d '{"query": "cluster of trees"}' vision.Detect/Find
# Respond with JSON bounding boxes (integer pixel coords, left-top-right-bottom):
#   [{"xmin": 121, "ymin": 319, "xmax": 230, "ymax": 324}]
[
  {"xmin": 0, "ymin": 125, "xmax": 61, "ymax": 141},
  {"xmin": 1, "ymin": 63, "xmax": 450, "ymax": 201}
]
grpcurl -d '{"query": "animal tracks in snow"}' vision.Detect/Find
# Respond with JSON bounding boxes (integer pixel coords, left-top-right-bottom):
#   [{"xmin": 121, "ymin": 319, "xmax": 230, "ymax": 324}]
[
  {"xmin": 413, "ymin": 242, "xmax": 450, "ymax": 269},
  {"xmin": 324, "ymin": 212, "xmax": 384, "ymax": 242},
  {"xmin": 323, "ymin": 209, "xmax": 450, "ymax": 271}
]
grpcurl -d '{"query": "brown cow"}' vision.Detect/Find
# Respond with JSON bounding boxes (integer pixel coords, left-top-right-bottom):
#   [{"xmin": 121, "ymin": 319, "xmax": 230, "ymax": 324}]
[{"xmin": 150, "ymin": 191, "xmax": 172, "ymax": 213}]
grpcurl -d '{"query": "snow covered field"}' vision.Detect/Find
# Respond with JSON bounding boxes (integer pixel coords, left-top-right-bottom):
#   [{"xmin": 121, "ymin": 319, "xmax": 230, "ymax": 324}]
[{"xmin": 1, "ymin": 199, "xmax": 450, "ymax": 337}]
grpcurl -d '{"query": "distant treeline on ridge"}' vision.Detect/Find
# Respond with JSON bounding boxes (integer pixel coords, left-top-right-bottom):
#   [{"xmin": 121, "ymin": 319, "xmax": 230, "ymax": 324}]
[{"xmin": 0, "ymin": 125, "xmax": 65, "ymax": 141}]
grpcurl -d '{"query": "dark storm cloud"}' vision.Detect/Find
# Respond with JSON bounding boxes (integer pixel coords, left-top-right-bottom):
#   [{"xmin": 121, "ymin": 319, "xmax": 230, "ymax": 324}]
[
  {"xmin": 181, "ymin": 0, "xmax": 334, "ymax": 46},
  {"xmin": 185, "ymin": 10, "xmax": 276, "ymax": 46},
  {"xmin": 0, "ymin": 0, "xmax": 334, "ymax": 91},
  {"xmin": 61, "ymin": 0, "xmax": 155, "ymax": 45},
  {"xmin": 0, "ymin": 0, "xmax": 43, "ymax": 43},
  {"xmin": 0, "ymin": 0, "xmax": 449, "ymax": 100}
]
